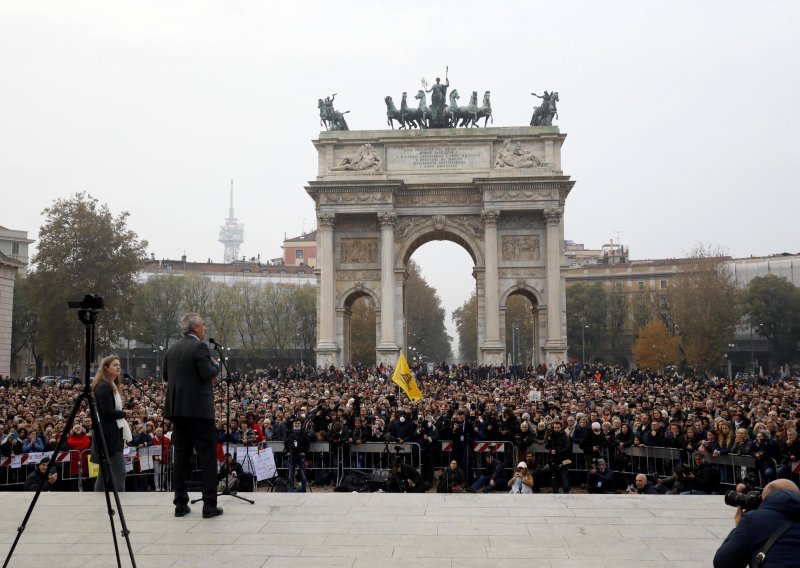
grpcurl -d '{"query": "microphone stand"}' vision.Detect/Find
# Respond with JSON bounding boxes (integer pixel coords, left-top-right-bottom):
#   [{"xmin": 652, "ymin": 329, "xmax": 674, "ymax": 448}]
[{"xmin": 191, "ymin": 342, "xmax": 254, "ymax": 506}]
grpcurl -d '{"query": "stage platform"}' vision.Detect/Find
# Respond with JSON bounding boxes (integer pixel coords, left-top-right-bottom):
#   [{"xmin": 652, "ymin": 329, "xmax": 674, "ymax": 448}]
[{"xmin": 0, "ymin": 492, "xmax": 733, "ymax": 567}]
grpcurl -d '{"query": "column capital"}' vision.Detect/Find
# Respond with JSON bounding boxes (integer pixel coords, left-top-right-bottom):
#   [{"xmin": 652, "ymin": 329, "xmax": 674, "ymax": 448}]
[
  {"xmin": 481, "ymin": 210, "xmax": 500, "ymax": 228},
  {"xmin": 543, "ymin": 208, "xmax": 563, "ymax": 226},
  {"xmin": 378, "ymin": 212, "xmax": 397, "ymax": 229},
  {"xmin": 317, "ymin": 213, "xmax": 336, "ymax": 229}
]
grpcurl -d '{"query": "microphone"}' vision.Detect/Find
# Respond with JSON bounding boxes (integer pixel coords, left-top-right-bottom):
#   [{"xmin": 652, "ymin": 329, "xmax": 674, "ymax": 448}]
[
  {"xmin": 209, "ymin": 338, "xmax": 224, "ymax": 349},
  {"xmin": 123, "ymin": 372, "xmax": 138, "ymax": 384}
]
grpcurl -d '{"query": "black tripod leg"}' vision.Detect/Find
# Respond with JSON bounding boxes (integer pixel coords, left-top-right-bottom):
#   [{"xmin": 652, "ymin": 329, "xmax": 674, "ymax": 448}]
[
  {"xmin": 2, "ymin": 390, "xmax": 90, "ymax": 568},
  {"xmin": 88, "ymin": 391, "xmax": 137, "ymax": 568}
]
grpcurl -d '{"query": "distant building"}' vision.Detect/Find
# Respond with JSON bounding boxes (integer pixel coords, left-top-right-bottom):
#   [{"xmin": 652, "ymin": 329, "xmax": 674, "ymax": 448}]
[
  {"xmin": 565, "ymin": 249, "xmax": 800, "ymax": 368},
  {"xmin": 0, "ymin": 226, "xmax": 32, "ymax": 376},
  {"xmin": 565, "ymin": 240, "xmax": 628, "ymax": 267},
  {"xmin": 139, "ymin": 256, "xmax": 315, "ymax": 286},
  {"xmin": 0, "ymin": 225, "xmax": 34, "ymax": 275},
  {"xmin": 218, "ymin": 181, "xmax": 245, "ymax": 263},
  {"xmin": 282, "ymin": 230, "xmax": 317, "ymax": 268}
]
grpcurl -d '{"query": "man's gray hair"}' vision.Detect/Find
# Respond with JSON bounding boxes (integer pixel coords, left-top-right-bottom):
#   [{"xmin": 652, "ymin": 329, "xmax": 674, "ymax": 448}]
[{"xmin": 180, "ymin": 313, "xmax": 202, "ymax": 335}]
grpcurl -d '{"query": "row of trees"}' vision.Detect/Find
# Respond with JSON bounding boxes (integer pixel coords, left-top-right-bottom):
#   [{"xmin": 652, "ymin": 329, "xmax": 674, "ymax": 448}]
[
  {"xmin": 571, "ymin": 249, "xmax": 800, "ymax": 373},
  {"xmin": 131, "ymin": 274, "xmax": 317, "ymax": 359},
  {"xmin": 11, "ymin": 193, "xmax": 454, "ymax": 375}
]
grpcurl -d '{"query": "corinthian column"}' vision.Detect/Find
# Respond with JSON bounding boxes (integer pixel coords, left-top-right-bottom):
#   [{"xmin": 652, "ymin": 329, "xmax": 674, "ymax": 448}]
[
  {"xmin": 315, "ymin": 213, "xmax": 338, "ymax": 365},
  {"xmin": 543, "ymin": 208, "xmax": 567, "ymax": 363},
  {"xmin": 376, "ymin": 212, "xmax": 399, "ymax": 363},
  {"xmin": 480, "ymin": 210, "xmax": 504, "ymax": 364}
]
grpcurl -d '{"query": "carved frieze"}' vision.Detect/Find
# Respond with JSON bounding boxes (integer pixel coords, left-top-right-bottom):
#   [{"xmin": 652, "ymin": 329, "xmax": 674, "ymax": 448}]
[
  {"xmin": 502, "ymin": 236, "xmax": 540, "ymax": 261},
  {"xmin": 322, "ymin": 192, "xmax": 392, "ymax": 204},
  {"xmin": 336, "ymin": 270, "xmax": 381, "ymax": 281},
  {"xmin": 340, "ymin": 238, "xmax": 379, "ymax": 263},
  {"xmin": 499, "ymin": 267, "xmax": 546, "ymax": 279},
  {"xmin": 395, "ymin": 191, "xmax": 482, "ymax": 206},
  {"xmin": 486, "ymin": 188, "xmax": 559, "ymax": 201}
]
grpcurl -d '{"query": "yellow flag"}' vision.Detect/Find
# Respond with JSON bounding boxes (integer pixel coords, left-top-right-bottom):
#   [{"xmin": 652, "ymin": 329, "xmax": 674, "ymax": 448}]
[{"xmin": 392, "ymin": 352, "xmax": 423, "ymax": 402}]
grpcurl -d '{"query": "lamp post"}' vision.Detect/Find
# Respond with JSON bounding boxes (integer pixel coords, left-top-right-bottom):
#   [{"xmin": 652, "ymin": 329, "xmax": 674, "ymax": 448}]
[
  {"xmin": 580, "ymin": 319, "xmax": 589, "ymax": 363},
  {"xmin": 153, "ymin": 345, "xmax": 164, "ymax": 381},
  {"xmin": 726, "ymin": 343, "xmax": 735, "ymax": 380}
]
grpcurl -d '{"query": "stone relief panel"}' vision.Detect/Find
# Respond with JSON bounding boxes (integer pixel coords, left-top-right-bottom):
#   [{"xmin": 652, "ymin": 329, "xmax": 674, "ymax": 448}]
[
  {"xmin": 330, "ymin": 144, "xmax": 382, "ymax": 172},
  {"xmin": 340, "ymin": 238, "xmax": 379, "ymax": 264},
  {"xmin": 336, "ymin": 270, "xmax": 382, "ymax": 281},
  {"xmin": 394, "ymin": 216, "xmax": 431, "ymax": 240},
  {"xmin": 494, "ymin": 140, "xmax": 543, "ymax": 168},
  {"xmin": 502, "ymin": 236, "xmax": 540, "ymax": 261},
  {"xmin": 486, "ymin": 187, "xmax": 560, "ymax": 202},
  {"xmin": 448, "ymin": 215, "xmax": 483, "ymax": 238}
]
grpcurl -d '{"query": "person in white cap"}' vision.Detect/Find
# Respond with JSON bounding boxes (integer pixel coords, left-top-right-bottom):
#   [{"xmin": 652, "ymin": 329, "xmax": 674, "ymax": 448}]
[
  {"xmin": 508, "ymin": 461, "xmax": 534, "ymax": 494},
  {"xmin": 580, "ymin": 421, "xmax": 608, "ymax": 463}
]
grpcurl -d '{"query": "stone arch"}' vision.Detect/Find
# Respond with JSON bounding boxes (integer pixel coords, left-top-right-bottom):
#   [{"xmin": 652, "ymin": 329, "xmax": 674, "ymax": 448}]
[
  {"xmin": 501, "ymin": 284, "xmax": 544, "ymax": 368},
  {"xmin": 500, "ymin": 282, "xmax": 543, "ymax": 307},
  {"xmin": 338, "ymin": 287, "xmax": 380, "ymax": 366},
  {"xmin": 396, "ymin": 224, "xmax": 484, "ymax": 271}
]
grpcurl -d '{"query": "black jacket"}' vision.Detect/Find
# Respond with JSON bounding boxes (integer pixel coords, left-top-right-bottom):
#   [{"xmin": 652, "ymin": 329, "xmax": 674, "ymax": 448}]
[
  {"xmin": 713, "ymin": 490, "xmax": 800, "ymax": 568},
  {"xmin": 285, "ymin": 428, "xmax": 310, "ymax": 456},
  {"xmin": 24, "ymin": 468, "xmax": 56, "ymax": 492},
  {"xmin": 93, "ymin": 381, "xmax": 124, "ymax": 456},
  {"xmin": 163, "ymin": 335, "xmax": 219, "ymax": 420},
  {"xmin": 545, "ymin": 430, "xmax": 572, "ymax": 462}
]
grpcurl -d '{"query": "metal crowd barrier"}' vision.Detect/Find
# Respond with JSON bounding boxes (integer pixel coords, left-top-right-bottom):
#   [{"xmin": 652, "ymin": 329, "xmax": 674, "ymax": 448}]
[
  {"xmin": 261, "ymin": 441, "xmax": 333, "ymax": 488},
  {"xmin": 1, "ymin": 443, "xmax": 796, "ymax": 493},
  {"xmin": 339, "ymin": 442, "xmax": 421, "ymax": 486}
]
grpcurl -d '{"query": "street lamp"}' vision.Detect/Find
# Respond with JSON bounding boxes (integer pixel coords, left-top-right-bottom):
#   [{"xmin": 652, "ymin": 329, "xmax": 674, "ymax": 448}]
[
  {"xmin": 726, "ymin": 343, "xmax": 735, "ymax": 380},
  {"xmin": 153, "ymin": 345, "xmax": 164, "ymax": 381},
  {"xmin": 580, "ymin": 319, "xmax": 589, "ymax": 363}
]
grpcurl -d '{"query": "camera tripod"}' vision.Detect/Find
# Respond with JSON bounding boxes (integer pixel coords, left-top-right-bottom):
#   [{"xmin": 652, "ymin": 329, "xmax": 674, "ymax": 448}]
[
  {"xmin": 191, "ymin": 340, "xmax": 253, "ymax": 506},
  {"xmin": 3, "ymin": 295, "xmax": 137, "ymax": 568}
]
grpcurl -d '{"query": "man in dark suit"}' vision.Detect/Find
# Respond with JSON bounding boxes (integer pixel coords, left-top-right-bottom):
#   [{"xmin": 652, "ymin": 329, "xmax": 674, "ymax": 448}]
[{"xmin": 164, "ymin": 313, "xmax": 222, "ymax": 518}]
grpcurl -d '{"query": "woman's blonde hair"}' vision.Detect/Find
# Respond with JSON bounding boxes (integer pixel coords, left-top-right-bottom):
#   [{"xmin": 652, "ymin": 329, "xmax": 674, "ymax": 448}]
[{"xmin": 91, "ymin": 354, "xmax": 122, "ymax": 393}]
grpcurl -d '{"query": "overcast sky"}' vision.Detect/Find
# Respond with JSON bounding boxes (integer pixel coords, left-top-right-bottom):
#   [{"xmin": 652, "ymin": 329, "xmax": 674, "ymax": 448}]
[{"xmin": 2, "ymin": 1, "xmax": 798, "ymax": 352}]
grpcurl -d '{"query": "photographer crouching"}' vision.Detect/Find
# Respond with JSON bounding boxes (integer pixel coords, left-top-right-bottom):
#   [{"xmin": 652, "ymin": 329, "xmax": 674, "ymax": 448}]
[{"xmin": 713, "ymin": 479, "xmax": 800, "ymax": 568}]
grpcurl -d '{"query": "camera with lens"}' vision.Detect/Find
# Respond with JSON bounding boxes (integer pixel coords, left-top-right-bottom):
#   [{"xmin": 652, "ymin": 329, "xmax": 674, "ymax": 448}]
[{"xmin": 725, "ymin": 490, "xmax": 762, "ymax": 512}]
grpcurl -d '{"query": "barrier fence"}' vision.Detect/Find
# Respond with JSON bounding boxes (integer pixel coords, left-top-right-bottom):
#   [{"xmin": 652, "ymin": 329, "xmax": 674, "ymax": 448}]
[{"xmin": 2, "ymin": 442, "xmax": 798, "ymax": 493}]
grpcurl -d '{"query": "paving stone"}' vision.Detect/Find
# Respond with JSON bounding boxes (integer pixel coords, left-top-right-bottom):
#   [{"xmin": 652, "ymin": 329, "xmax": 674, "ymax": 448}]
[{"xmin": 0, "ymin": 492, "xmax": 731, "ymax": 566}]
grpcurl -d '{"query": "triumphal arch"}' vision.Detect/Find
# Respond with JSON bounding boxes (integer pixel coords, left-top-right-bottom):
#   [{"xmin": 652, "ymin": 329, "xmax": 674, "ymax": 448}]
[{"xmin": 307, "ymin": 124, "xmax": 574, "ymax": 367}]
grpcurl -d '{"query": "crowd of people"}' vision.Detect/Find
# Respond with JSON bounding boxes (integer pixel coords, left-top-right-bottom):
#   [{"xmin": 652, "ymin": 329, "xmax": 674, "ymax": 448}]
[{"xmin": 1, "ymin": 359, "xmax": 799, "ymax": 495}]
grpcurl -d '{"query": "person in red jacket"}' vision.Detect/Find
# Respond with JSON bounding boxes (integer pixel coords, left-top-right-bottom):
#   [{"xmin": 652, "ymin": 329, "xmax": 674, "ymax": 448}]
[
  {"xmin": 152, "ymin": 426, "xmax": 171, "ymax": 491},
  {"xmin": 66, "ymin": 424, "xmax": 92, "ymax": 488}
]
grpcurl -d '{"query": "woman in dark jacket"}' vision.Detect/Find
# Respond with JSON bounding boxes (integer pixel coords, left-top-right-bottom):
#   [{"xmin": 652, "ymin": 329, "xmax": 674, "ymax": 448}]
[{"xmin": 91, "ymin": 355, "xmax": 132, "ymax": 492}]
